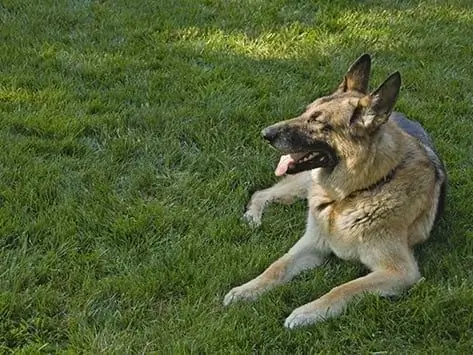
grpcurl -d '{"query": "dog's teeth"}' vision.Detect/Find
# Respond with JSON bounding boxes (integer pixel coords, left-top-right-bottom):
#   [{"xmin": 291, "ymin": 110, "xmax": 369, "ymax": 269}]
[{"xmin": 300, "ymin": 154, "xmax": 311, "ymax": 163}]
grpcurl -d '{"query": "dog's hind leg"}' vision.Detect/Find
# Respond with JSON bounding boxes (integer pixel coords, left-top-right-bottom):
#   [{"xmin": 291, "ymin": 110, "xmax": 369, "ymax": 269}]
[
  {"xmin": 243, "ymin": 172, "xmax": 311, "ymax": 227},
  {"xmin": 224, "ymin": 211, "xmax": 329, "ymax": 305}
]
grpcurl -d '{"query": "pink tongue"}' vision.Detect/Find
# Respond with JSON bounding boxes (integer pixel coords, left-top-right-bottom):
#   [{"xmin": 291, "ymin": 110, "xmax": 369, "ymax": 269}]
[{"xmin": 275, "ymin": 154, "xmax": 296, "ymax": 176}]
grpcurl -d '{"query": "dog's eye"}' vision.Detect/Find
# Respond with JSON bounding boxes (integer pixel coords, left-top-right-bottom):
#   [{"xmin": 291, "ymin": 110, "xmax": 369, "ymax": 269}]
[
  {"xmin": 322, "ymin": 124, "xmax": 333, "ymax": 133},
  {"xmin": 308, "ymin": 111, "xmax": 322, "ymax": 122}
]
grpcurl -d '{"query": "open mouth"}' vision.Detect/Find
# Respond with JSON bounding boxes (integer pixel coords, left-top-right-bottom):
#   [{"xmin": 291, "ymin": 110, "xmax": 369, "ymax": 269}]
[{"xmin": 275, "ymin": 151, "xmax": 331, "ymax": 176}]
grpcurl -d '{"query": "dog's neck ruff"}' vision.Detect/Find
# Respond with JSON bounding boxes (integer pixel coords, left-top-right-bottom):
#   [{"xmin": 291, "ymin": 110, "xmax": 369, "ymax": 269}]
[
  {"xmin": 315, "ymin": 164, "xmax": 400, "ymax": 212},
  {"xmin": 350, "ymin": 161, "xmax": 403, "ymax": 196}
]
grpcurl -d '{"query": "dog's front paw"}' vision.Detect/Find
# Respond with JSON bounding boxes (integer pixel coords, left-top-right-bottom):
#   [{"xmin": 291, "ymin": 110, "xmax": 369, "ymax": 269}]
[
  {"xmin": 284, "ymin": 302, "xmax": 328, "ymax": 329},
  {"xmin": 242, "ymin": 191, "xmax": 267, "ymax": 228},
  {"xmin": 223, "ymin": 284, "xmax": 261, "ymax": 306},
  {"xmin": 242, "ymin": 209, "xmax": 262, "ymax": 228}
]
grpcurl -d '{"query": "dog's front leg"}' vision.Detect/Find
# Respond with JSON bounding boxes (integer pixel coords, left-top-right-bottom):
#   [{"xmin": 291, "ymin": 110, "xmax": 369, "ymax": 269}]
[
  {"xmin": 284, "ymin": 248, "xmax": 421, "ymax": 329},
  {"xmin": 243, "ymin": 172, "xmax": 310, "ymax": 227},
  {"xmin": 224, "ymin": 212, "xmax": 329, "ymax": 305}
]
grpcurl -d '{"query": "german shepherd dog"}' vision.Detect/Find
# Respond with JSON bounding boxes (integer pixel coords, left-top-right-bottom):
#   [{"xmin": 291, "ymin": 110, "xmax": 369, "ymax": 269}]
[{"xmin": 223, "ymin": 54, "xmax": 447, "ymax": 328}]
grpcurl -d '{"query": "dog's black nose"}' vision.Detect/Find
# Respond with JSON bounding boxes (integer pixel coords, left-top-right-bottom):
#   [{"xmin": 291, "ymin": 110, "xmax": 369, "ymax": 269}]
[{"xmin": 261, "ymin": 126, "xmax": 278, "ymax": 142}]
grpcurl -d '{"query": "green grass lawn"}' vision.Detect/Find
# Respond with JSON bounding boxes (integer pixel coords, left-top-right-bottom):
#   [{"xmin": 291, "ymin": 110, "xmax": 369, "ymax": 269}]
[{"xmin": 1, "ymin": 0, "xmax": 473, "ymax": 352}]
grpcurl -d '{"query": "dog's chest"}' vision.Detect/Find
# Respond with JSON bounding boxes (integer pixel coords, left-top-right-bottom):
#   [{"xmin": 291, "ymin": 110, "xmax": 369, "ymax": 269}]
[{"xmin": 309, "ymin": 192, "xmax": 375, "ymax": 260}]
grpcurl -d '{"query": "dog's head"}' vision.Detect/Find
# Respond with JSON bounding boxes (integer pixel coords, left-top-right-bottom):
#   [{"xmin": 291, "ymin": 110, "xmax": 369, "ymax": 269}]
[{"xmin": 262, "ymin": 54, "xmax": 401, "ymax": 176}]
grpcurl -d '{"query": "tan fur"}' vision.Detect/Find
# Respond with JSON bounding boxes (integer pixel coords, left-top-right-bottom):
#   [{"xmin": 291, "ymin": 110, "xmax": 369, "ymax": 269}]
[{"xmin": 224, "ymin": 55, "xmax": 446, "ymax": 329}]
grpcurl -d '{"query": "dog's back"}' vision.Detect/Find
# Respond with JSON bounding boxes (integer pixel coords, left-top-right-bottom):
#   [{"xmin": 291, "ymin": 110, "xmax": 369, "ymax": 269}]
[
  {"xmin": 391, "ymin": 112, "xmax": 434, "ymax": 148},
  {"xmin": 390, "ymin": 112, "xmax": 447, "ymax": 221}
]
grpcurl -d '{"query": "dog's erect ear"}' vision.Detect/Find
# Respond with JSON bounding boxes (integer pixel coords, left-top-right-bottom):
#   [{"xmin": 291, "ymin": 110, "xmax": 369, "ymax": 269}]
[
  {"xmin": 337, "ymin": 54, "xmax": 371, "ymax": 93},
  {"xmin": 368, "ymin": 71, "xmax": 401, "ymax": 126},
  {"xmin": 370, "ymin": 71, "xmax": 401, "ymax": 116},
  {"xmin": 352, "ymin": 71, "xmax": 401, "ymax": 132}
]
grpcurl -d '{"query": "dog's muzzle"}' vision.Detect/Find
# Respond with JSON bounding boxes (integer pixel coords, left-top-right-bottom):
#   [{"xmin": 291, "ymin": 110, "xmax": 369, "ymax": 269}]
[{"xmin": 261, "ymin": 124, "xmax": 338, "ymax": 174}]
